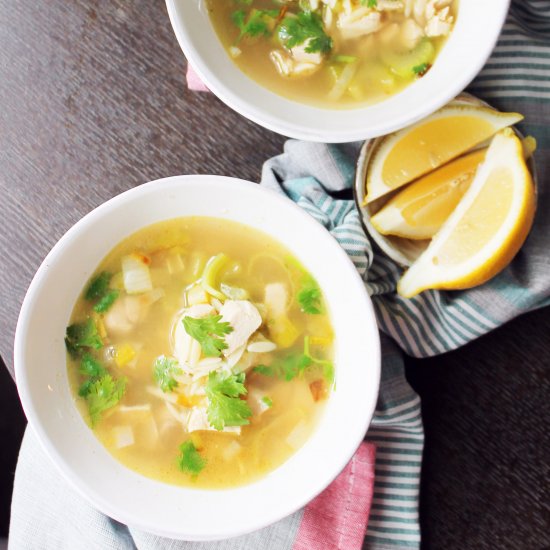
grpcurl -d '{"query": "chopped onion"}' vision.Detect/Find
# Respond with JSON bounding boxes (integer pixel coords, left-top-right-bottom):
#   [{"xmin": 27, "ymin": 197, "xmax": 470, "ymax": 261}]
[
  {"xmin": 286, "ymin": 420, "xmax": 310, "ymax": 450},
  {"xmin": 119, "ymin": 404, "xmax": 151, "ymax": 414},
  {"xmin": 222, "ymin": 440, "xmax": 242, "ymax": 461},
  {"xmin": 122, "ymin": 253, "xmax": 153, "ymax": 295},
  {"xmin": 113, "ymin": 426, "xmax": 134, "ymax": 449}
]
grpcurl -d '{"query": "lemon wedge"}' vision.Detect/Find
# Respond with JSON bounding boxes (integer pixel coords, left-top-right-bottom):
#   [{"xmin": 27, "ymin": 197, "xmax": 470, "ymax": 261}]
[
  {"xmin": 365, "ymin": 105, "xmax": 523, "ymax": 203},
  {"xmin": 397, "ymin": 130, "xmax": 536, "ymax": 298},
  {"xmin": 372, "ymin": 148, "xmax": 487, "ymax": 239},
  {"xmin": 371, "ymin": 136, "xmax": 536, "ymax": 240}
]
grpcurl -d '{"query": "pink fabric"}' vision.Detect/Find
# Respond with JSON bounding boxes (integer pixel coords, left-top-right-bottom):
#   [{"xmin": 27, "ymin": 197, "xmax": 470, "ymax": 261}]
[
  {"xmin": 186, "ymin": 65, "xmax": 209, "ymax": 92},
  {"xmin": 292, "ymin": 442, "xmax": 376, "ymax": 550}
]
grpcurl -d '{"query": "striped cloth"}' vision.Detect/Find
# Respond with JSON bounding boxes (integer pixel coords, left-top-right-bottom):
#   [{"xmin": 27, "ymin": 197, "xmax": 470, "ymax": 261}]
[{"xmin": 9, "ymin": 1, "xmax": 550, "ymax": 549}]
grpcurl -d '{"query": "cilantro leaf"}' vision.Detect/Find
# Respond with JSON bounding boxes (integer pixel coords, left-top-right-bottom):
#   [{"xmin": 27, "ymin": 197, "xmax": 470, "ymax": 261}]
[
  {"xmin": 278, "ymin": 11, "xmax": 333, "ymax": 54},
  {"xmin": 79, "ymin": 353, "xmax": 107, "ymax": 379},
  {"xmin": 183, "ymin": 314, "xmax": 233, "ymax": 358},
  {"xmin": 178, "ymin": 441, "xmax": 207, "ymax": 476},
  {"xmin": 153, "ymin": 355, "xmax": 182, "ymax": 393},
  {"xmin": 255, "ymin": 354, "xmax": 312, "ymax": 381},
  {"xmin": 205, "ymin": 371, "xmax": 252, "ymax": 431},
  {"xmin": 262, "ymin": 396, "xmax": 273, "ymax": 408},
  {"xmin": 93, "ymin": 289, "xmax": 120, "ymax": 313},
  {"xmin": 232, "ymin": 8, "xmax": 279, "ymax": 41},
  {"xmin": 65, "ymin": 319, "xmax": 103, "ymax": 356},
  {"xmin": 86, "ymin": 374, "xmax": 126, "ymax": 426},
  {"xmin": 297, "ymin": 276, "xmax": 323, "ymax": 314},
  {"xmin": 361, "ymin": 0, "xmax": 378, "ymax": 7},
  {"xmin": 85, "ymin": 271, "xmax": 112, "ymax": 301}
]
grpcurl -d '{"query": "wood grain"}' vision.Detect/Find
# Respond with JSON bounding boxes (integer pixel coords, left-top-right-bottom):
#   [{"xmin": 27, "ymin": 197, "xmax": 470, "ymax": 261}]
[{"xmin": 0, "ymin": 1, "xmax": 548, "ymax": 548}]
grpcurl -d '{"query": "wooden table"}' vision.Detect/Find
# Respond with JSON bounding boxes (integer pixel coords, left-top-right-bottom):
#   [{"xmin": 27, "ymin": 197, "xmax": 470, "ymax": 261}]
[{"xmin": 1, "ymin": 2, "xmax": 548, "ymax": 547}]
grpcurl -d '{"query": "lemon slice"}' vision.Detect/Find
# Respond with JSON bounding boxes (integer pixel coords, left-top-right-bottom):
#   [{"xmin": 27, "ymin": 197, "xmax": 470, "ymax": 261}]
[
  {"xmin": 365, "ymin": 105, "xmax": 523, "ymax": 203},
  {"xmin": 371, "ymin": 136, "xmax": 536, "ymax": 240},
  {"xmin": 397, "ymin": 130, "xmax": 535, "ymax": 298}
]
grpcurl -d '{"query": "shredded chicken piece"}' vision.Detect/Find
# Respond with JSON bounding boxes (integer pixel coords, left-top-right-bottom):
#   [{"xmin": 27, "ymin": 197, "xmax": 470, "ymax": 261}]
[{"xmin": 337, "ymin": 8, "xmax": 382, "ymax": 40}]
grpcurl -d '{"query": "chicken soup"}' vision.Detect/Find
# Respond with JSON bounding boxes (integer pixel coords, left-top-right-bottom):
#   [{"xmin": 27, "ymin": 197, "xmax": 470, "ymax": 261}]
[
  {"xmin": 65, "ymin": 217, "xmax": 334, "ymax": 488},
  {"xmin": 207, "ymin": 0, "xmax": 457, "ymax": 108}
]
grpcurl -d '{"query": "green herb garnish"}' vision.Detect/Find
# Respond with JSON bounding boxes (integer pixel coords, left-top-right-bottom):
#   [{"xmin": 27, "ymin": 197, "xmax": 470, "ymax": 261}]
[
  {"xmin": 65, "ymin": 319, "xmax": 103, "ymax": 357},
  {"xmin": 84, "ymin": 271, "xmax": 119, "ymax": 313},
  {"xmin": 261, "ymin": 396, "xmax": 273, "ymax": 408},
  {"xmin": 178, "ymin": 441, "xmax": 207, "ymax": 476},
  {"xmin": 93, "ymin": 290, "xmax": 120, "ymax": 313},
  {"xmin": 86, "ymin": 374, "xmax": 126, "ymax": 426},
  {"xmin": 254, "ymin": 336, "xmax": 334, "ymax": 384},
  {"xmin": 205, "ymin": 371, "xmax": 252, "ymax": 431},
  {"xmin": 183, "ymin": 314, "xmax": 233, "ymax": 358},
  {"xmin": 232, "ymin": 8, "xmax": 279, "ymax": 41},
  {"xmin": 297, "ymin": 277, "xmax": 323, "ymax": 314},
  {"xmin": 153, "ymin": 355, "xmax": 182, "ymax": 393},
  {"xmin": 278, "ymin": 11, "xmax": 333, "ymax": 54}
]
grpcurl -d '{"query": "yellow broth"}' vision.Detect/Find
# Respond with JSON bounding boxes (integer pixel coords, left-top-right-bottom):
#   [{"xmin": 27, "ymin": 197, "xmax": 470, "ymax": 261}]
[
  {"xmin": 67, "ymin": 217, "xmax": 334, "ymax": 488},
  {"xmin": 206, "ymin": 0, "xmax": 457, "ymax": 108}
]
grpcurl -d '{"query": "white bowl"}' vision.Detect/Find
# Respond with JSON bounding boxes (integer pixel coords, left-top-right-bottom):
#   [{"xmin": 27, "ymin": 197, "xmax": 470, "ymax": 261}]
[
  {"xmin": 166, "ymin": 0, "xmax": 510, "ymax": 142},
  {"xmin": 15, "ymin": 175, "xmax": 380, "ymax": 541}
]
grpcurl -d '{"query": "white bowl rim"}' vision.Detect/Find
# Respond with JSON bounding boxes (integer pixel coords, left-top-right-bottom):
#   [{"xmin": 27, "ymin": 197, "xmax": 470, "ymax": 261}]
[
  {"xmin": 14, "ymin": 174, "xmax": 381, "ymax": 541},
  {"xmin": 165, "ymin": 0, "xmax": 511, "ymax": 142}
]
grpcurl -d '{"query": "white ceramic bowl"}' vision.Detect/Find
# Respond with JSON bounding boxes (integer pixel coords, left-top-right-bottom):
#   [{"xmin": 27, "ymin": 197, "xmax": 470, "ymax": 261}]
[
  {"xmin": 15, "ymin": 175, "xmax": 380, "ymax": 541},
  {"xmin": 166, "ymin": 0, "xmax": 510, "ymax": 142}
]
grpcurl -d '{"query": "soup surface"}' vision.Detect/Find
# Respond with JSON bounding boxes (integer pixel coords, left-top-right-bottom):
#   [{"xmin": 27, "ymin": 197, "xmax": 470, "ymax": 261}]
[
  {"xmin": 207, "ymin": 0, "xmax": 457, "ymax": 108},
  {"xmin": 65, "ymin": 217, "xmax": 334, "ymax": 488}
]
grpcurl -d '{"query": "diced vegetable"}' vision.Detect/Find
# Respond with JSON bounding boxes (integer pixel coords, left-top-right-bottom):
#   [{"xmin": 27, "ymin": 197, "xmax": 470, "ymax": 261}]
[
  {"xmin": 268, "ymin": 315, "xmax": 299, "ymax": 348},
  {"xmin": 93, "ymin": 290, "xmax": 120, "ymax": 313},
  {"xmin": 114, "ymin": 343, "xmax": 136, "ymax": 368},
  {"xmin": 286, "ymin": 420, "xmax": 309, "ymax": 450},
  {"xmin": 382, "ymin": 38, "xmax": 435, "ymax": 78},
  {"xmin": 113, "ymin": 426, "xmax": 134, "ymax": 449},
  {"xmin": 222, "ymin": 440, "xmax": 242, "ymax": 461},
  {"xmin": 221, "ymin": 283, "xmax": 249, "ymax": 301},
  {"xmin": 122, "ymin": 253, "xmax": 153, "ymax": 295},
  {"xmin": 186, "ymin": 284, "xmax": 210, "ymax": 306}
]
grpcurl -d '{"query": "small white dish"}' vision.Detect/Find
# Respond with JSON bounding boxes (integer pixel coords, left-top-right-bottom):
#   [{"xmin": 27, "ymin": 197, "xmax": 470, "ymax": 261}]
[
  {"xmin": 15, "ymin": 175, "xmax": 380, "ymax": 541},
  {"xmin": 166, "ymin": 0, "xmax": 510, "ymax": 142}
]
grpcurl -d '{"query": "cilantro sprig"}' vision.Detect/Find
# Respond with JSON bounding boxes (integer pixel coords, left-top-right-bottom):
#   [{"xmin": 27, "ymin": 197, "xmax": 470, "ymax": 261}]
[
  {"xmin": 153, "ymin": 355, "xmax": 182, "ymax": 393},
  {"xmin": 205, "ymin": 371, "xmax": 252, "ymax": 431},
  {"xmin": 183, "ymin": 314, "xmax": 233, "ymax": 358},
  {"xmin": 76, "ymin": 353, "xmax": 126, "ymax": 426},
  {"xmin": 232, "ymin": 8, "xmax": 279, "ymax": 41},
  {"xmin": 65, "ymin": 318, "xmax": 103, "ymax": 357},
  {"xmin": 278, "ymin": 11, "xmax": 333, "ymax": 54},
  {"xmin": 86, "ymin": 374, "xmax": 126, "ymax": 426},
  {"xmin": 178, "ymin": 441, "xmax": 207, "ymax": 476},
  {"xmin": 254, "ymin": 336, "xmax": 334, "ymax": 385},
  {"xmin": 84, "ymin": 271, "xmax": 119, "ymax": 313},
  {"xmin": 297, "ymin": 276, "xmax": 323, "ymax": 315}
]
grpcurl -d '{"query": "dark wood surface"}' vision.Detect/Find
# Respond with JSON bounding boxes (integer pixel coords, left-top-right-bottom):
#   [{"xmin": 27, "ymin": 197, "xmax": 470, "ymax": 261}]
[{"xmin": 0, "ymin": 1, "xmax": 548, "ymax": 548}]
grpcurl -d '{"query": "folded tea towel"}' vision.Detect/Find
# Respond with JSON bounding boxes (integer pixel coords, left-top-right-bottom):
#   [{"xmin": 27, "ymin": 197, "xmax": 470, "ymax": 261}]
[{"xmin": 10, "ymin": 1, "xmax": 550, "ymax": 549}]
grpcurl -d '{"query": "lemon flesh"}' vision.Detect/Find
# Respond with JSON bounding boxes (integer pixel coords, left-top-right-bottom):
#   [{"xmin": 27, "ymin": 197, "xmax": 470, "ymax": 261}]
[
  {"xmin": 365, "ymin": 105, "xmax": 523, "ymax": 203},
  {"xmin": 372, "ymin": 148, "xmax": 487, "ymax": 239},
  {"xmin": 397, "ymin": 131, "xmax": 535, "ymax": 298}
]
